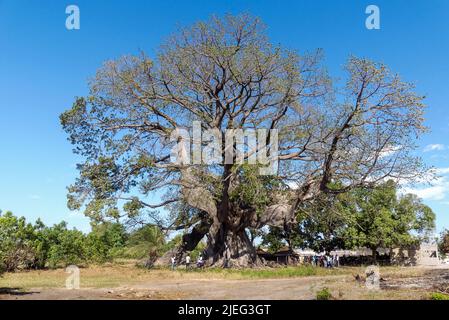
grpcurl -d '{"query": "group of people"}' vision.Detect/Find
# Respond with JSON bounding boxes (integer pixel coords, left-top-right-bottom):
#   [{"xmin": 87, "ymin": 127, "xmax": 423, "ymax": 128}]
[
  {"xmin": 170, "ymin": 254, "xmax": 205, "ymax": 270},
  {"xmin": 306, "ymin": 254, "xmax": 340, "ymax": 268},
  {"xmin": 170, "ymin": 253, "xmax": 340, "ymax": 269}
]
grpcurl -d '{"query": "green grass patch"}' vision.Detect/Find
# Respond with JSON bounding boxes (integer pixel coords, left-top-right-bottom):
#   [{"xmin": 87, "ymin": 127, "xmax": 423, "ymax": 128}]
[
  {"xmin": 430, "ymin": 292, "xmax": 449, "ymax": 300},
  {"xmin": 316, "ymin": 287, "xmax": 333, "ymax": 300},
  {"xmin": 176, "ymin": 265, "xmax": 347, "ymax": 279}
]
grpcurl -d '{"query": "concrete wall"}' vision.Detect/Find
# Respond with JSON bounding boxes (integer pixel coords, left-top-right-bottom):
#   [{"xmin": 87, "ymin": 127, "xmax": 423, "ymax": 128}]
[{"xmin": 391, "ymin": 243, "xmax": 440, "ymax": 266}]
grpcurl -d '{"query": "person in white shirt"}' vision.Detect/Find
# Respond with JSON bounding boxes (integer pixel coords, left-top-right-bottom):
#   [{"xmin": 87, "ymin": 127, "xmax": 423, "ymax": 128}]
[
  {"xmin": 197, "ymin": 255, "xmax": 204, "ymax": 268},
  {"xmin": 170, "ymin": 256, "xmax": 176, "ymax": 270},
  {"xmin": 185, "ymin": 254, "xmax": 191, "ymax": 269}
]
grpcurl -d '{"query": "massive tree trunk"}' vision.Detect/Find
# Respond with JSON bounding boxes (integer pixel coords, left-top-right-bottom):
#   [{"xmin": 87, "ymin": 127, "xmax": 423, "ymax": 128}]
[
  {"xmin": 155, "ymin": 203, "xmax": 297, "ymax": 267},
  {"xmin": 157, "ymin": 204, "xmax": 302, "ymax": 267},
  {"xmin": 204, "ymin": 223, "xmax": 259, "ymax": 267},
  {"xmin": 154, "ymin": 167, "xmax": 319, "ymax": 268},
  {"xmin": 201, "ymin": 164, "xmax": 260, "ymax": 267}
]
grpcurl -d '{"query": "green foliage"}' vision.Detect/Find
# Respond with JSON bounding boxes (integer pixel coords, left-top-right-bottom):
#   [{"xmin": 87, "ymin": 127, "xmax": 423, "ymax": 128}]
[
  {"xmin": 85, "ymin": 222, "xmax": 127, "ymax": 263},
  {"xmin": 261, "ymin": 227, "xmax": 286, "ymax": 253},
  {"xmin": 344, "ymin": 181, "xmax": 399, "ymax": 251},
  {"xmin": 261, "ymin": 181, "xmax": 435, "ymax": 257},
  {"xmin": 343, "ymin": 181, "xmax": 435, "ymax": 259},
  {"xmin": 229, "ymin": 164, "xmax": 284, "ymax": 215},
  {"xmin": 438, "ymin": 229, "xmax": 449, "ymax": 258},
  {"xmin": 0, "ymin": 211, "xmax": 48, "ymax": 272},
  {"xmin": 0, "ymin": 210, "xmax": 211, "ymax": 273},
  {"xmin": 0, "ymin": 211, "xmax": 130, "ymax": 271},
  {"xmin": 430, "ymin": 292, "xmax": 449, "ymax": 300},
  {"xmin": 123, "ymin": 197, "xmax": 145, "ymax": 218},
  {"xmin": 189, "ymin": 240, "xmax": 207, "ymax": 261},
  {"xmin": 179, "ymin": 265, "xmax": 341, "ymax": 278},
  {"xmin": 260, "ymin": 226, "xmax": 303, "ymax": 253},
  {"xmin": 316, "ymin": 287, "xmax": 333, "ymax": 300},
  {"xmin": 45, "ymin": 223, "xmax": 88, "ymax": 268},
  {"xmin": 122, "ymin": 225, "xmax": 166, "ymax": 259},
  {"xmin": 296, "ymin": 191, "xmax": 350, "ymax": 252},
  {"xmin": 165, "ymin": 233, "xmax": 183, "ymax": 251}
]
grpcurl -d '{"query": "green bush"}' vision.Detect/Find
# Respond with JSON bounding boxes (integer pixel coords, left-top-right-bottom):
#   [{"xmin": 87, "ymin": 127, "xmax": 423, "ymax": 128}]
[
  {"xmin": 430, "ymin": 292, "xmax": 449, "ymax": 300},
  {"xmin": 0, "ymin": 210, "xmax": 207, "ymax": 272},
  {"xmin": 45, "ymin": 223, "xmax": 88, "ymax": 268},
  {"xmin": 316, "ymin": 287, "xmax": 333, "ymax": 300},
  {"xmin": 122, "ymin": 225, "xmax": 166, "ymax": 259},
  {"xmin": 85, "ymin": 222, "xmax": 127, "ymax": 262},
  {"xmin": 0, "ymin": 211, "xmax": 45, "ymax": 271},
  {"xmin": 0, "ymin": 211, "xmax": 129, "ymax": 271}
]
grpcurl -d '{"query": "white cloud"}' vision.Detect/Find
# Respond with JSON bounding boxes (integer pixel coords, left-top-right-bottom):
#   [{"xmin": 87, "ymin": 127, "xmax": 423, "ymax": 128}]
[
  {"xmin": 424, "ymin": 144, "xmax": 446, "ymax": 152},
  {"xmin": 28, "ymin": 194, "xmax": 41, "ymax": 200},
  {"xmin": 435, "ymin": 167, "xmax": 449, "ymax": 175},
  {"xmin": 379, "ymin": 145, "xmax": 402, "ymax": 158},
  {"xmin": 402, "ymin": 175, "xmax": 449, "ymax": 201}
]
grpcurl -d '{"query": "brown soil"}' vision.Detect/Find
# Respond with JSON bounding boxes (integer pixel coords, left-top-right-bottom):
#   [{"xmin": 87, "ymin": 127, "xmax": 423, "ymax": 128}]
[{"xmin": 1, "ymin": 266, "xmax": 448, "ymax": 300}]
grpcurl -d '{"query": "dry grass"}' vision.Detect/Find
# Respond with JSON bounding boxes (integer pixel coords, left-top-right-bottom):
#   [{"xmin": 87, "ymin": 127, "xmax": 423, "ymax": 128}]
[
  {"xmin": 0, "ymin": 261, "xmax": 437, "ymax": 299},
  {"xmin": 0, "ymin": 261, "xmax": 359, "ymax": 290},
  {"xmin": 0, "ymin": 265, "xmax": 342, "ymax": 289}
]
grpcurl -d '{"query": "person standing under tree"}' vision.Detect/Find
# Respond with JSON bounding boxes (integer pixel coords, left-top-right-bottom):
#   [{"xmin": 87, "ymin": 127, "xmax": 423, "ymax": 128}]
[
  {"xmin": 185, "ymin": 254, "xmax": 191, "ymax": 269},
  {"xmin": 171, "ymin": 256, "xmax": 176, "ymax": 270},
  {"xmin": 197, "ymin": 255, "xmax": 204, "ymax": 268}
]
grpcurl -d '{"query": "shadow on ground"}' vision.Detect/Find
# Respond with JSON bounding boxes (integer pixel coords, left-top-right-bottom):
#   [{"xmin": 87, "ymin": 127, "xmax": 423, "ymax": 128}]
[{"xmin": 0, "ymin": 287, "xmax": 40, "ymax": 296}]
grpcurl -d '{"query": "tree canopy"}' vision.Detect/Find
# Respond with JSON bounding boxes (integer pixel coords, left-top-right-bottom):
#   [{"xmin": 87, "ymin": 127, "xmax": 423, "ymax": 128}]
[{"xmin": 61, "ymin": 14, "xmax": 429, "ymax": 267}]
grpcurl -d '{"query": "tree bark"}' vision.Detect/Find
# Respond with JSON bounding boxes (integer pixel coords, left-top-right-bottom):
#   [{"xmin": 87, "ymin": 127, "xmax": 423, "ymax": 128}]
[
  {"xmin": 153, "ymin": 211, "xmax": 211, "ymax": 266},
  {"xmin": 372, "ymin": 248, "xmax": 378, "ymax": 264},
  {"xmin": 203, "ymin": 223, "xmax": 260, "ymax": 267}
]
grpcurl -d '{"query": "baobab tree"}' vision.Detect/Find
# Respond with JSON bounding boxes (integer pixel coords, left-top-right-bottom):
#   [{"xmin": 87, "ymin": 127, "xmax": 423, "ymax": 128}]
[{"xmin": 61, "ymin": 14, "xmax": 428, "ymax": 267}]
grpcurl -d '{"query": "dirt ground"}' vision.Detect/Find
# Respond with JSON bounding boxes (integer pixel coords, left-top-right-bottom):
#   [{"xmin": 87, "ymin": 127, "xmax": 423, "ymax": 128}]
[{"xmin": 1, "ymin": 265, "xmax": 448, "ymax": 300}]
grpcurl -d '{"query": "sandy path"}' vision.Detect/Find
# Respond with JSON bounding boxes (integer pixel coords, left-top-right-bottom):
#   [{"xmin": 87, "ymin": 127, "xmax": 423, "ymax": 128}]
[
  {"xmin": 127, "ymin": 276, "xmax": 340, "ymax": 299},
  {"xmin": 0, "ymin": 275, "xmax": 346, "ymax": 300},
  {"xmin": 2, "ymin": 267, "xmax": 447, "ymax": 300}
]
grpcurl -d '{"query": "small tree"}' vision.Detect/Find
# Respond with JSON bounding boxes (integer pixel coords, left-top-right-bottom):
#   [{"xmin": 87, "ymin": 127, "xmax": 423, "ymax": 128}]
[
  {"xmin": 45, "ymin": 222, "xmax": 88, "ymax": 268},
  {"xmin": 438, "ymin": 229, "xmax": 449, "ymax": 258},
  {"xmin": 343, "ymin": 181, "xmax": 435, "ymax": 263}
]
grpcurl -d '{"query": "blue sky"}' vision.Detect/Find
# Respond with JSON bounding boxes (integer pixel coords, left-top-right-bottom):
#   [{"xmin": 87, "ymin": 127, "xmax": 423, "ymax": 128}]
[{"xmin": 0, "ymin": 0, "xmax": 449, "ymax": 233}]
